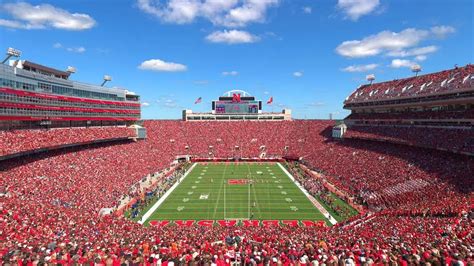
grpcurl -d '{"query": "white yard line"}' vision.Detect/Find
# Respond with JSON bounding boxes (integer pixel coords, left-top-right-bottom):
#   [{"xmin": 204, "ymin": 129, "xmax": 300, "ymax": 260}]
[
  {"xmin": 248, "ymin": 164, "xmax": 262, "ymax": 219},
  {"xmin": 138, "ymin": 163, "xmax": 197, "ymax": 225},
  {"xmin": 212, "ymin": 163, "xmax": 228, "ymax": 219},
  {"xmin": 277, "ymin": 163, "xmax": 337, "ymax": 225}
]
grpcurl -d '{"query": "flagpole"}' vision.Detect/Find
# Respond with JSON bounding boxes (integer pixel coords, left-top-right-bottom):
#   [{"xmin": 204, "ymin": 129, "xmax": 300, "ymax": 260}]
[{"xmin": 267, "ymin": 97, "xmax": 273, "ymax": 113}]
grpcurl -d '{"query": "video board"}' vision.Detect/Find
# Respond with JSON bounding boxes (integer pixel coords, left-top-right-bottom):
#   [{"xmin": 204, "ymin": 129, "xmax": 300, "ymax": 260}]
[{"xmin": 215, "ymin": 100, "xmax": 259, "ymax": 114}]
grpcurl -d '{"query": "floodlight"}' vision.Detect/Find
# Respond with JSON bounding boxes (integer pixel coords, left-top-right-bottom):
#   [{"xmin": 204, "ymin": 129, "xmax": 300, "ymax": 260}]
[
  {"xmin": 366, "ymin": 74, "xmax": 376, "ymax": 84},
  {"xmin": 7, "ymin": 47, "xmax": 21, "ymax": 57},
  {"xmin": 101, "ymin": 75, "xmax": 112, "ymax": 86},
  {"xmin": 411, "ymin": 64, "xmax": 422, "ymax": 76},
  {"xmin": 2, "ymin": 47, "xmax": 22, "ymax": 64},
  {"xmin": 66, "ymin": 66, "xmax": 76, "ymax": 73}
]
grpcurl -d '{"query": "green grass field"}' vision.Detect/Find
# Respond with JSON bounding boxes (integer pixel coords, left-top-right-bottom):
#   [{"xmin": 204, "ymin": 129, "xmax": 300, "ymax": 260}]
[{"xmin": 144, "ymin": 162, "xmax": 327, "ymax": 223}]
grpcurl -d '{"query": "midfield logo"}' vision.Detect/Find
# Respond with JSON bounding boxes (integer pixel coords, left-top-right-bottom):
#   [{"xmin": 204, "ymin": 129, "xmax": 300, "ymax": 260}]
[{"xmin": 228, "ymin": 179, "xmax": 249, "ymax": 185}]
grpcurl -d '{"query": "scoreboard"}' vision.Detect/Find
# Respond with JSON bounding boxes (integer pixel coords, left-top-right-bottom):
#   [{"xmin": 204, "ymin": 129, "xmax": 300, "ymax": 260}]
[
  {"xmin": 214, "ymin": 100, "xmax": 261, "ymax": 114},
  {"xmin": 183, "ymin": 90, "xmax": 291, "ymax": 121}
]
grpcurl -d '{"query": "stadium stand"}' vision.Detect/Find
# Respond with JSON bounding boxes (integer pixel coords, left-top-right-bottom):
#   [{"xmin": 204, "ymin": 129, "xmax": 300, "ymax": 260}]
[
  {"xmin": 344, "ymin": 64, "xmax": 474, "ymax": 104},
  {"xmin": 343, "ymin": 64, "xmax": 474, "ymax": 155},
  {"xmin": 1, "ymin": 120, "xmax": 472, "ymax": 265},
  {"xmin": 302, "ymin": 139, "xmax": 472, "ymax": 213},
  {"xmin": 343, "ymin": 126, "xmax": 474, "ymax": 154},
  {"xmin": 346, "ymin": 109, "xmax": 474, "ymax": 121},
  {"xmin": 0, "ymin": 52, "xmax": 472, "ymax": 265},
  {"xmin": 0, "ymin": 59, "xmax": 140, "ymax": 130},
  {"xmin": 0, "ymin": 127, "xmax": 136, "ymax": 158}
]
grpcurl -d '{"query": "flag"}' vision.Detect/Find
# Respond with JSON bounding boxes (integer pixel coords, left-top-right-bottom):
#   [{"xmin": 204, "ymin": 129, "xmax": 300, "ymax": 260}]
[
  {"xmin": 194, "ymin": 97, "xmax": 202, "ymax": 104},
  {"xmin": 267, "ymin": 97, "xmax": 273, "ymax": 104}
]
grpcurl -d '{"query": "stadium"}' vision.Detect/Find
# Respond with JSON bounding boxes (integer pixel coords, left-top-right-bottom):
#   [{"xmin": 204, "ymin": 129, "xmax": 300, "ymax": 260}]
[{"xmin": 0, "ymin": 1, "xmax": 473, "ymax": 265}]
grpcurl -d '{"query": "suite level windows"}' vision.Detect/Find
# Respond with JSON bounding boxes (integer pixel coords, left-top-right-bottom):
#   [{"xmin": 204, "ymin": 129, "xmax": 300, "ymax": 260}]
[{"xmin": 0, "ymin": 77, "xmax": 125, "ymax": 101}]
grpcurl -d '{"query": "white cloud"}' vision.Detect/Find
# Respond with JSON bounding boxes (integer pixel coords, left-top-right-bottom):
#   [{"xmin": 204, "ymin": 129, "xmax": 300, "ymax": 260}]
[
  {"xmin": 386, "ymin": 45, "xmax": 438, "ymax": 57},
  {"xmin": 222, "ymin": 71, "xmax": 239, "ymax": 76},
  {"xmin": 53, "ymin": 43, "xmax": 86, "ymax": 53},
  {"xmin": 431, "ymin": 25, "xmax": 456, "ymax": 38},
  {"xmin": 337, "ymin": 0, "xmax": 380, "ymax": 21},
  {"xmin": 293, "ymin": 71, "xmax": 303, "ymax": 77},
  {"xmin": 200, "ymin": 0, "xmax": 240, "ymax": 17},
  {"xmin": 302, "ymin": 6, "xmax": 312, "ymax": 14},
  {"xmin": 138, "ymin": 59, "xmax": 187, "ymax": 72},
  {"xmin": 137, "ymin": 0, "xmax": 278, "ymax": 27},
  {"xmin": 137, "ymin": 0, "xmax": 200, "ymax": 24},
  {"xmin": 66, "ymin": 47, "xmax": 86, "ymax": 53},
  {"xmin": 415, "ymin": 55, "xmax": 427, "ymax": 61},
  {"xmin": 342, "ymin": 63, "xmax": 378, "ymax": 72},
  {"xmin": 220, "ymin": 0, "xmax": 279, "ymax": 27},
  {"xmin": 0, "ymin": 2, "xmax": 96, "ymax": 30},
  {"xmin": 336, "ymin": 27, "xmax": 454, "ymax": 58},
  {"xmin": 390, "ymin": 59, "xmax": 416, "ymax": 68},
  {"xmin": 336, "ymin": 28, "xmax": 429, "ymax": 58},
  {"xmin": 0, "ymin": 19, "xmax": 25, "ymax": 29},
  {"xmin": 263, "ymin": 31, "xmax": 282, "ymax": 40},
  {"xmin": 155, "ymin": 96, "xmax": 181, "ymax": 109},
  {"xmin": 141, "ymin": 102, "xmax": 151, "ymax": 107},
  {"xmin": 206, "ymin": 30, "xmax": 259, "ymax": 44},
  {"xmin": 164, "ymin": 99, "xmax": 178, "ymax": 108}
]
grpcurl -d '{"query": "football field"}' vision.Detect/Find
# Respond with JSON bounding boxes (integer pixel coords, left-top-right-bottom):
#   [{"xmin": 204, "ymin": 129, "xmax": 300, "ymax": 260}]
[{"xmin": 144, "ymin": 162, "xmax": 327, "ymax": 223}]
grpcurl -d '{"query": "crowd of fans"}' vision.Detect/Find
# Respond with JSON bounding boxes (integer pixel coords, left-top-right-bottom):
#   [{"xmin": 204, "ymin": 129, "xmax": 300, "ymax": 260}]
[
  {"xmin": 345, "ymin": 64, "xmax": 474, "ymax": 103},
  {"xmin": 1, "ymin": 120, "xmax": 472, "ymax": 265},
  {"xmin": 285, "ymin": 162, "xmax": 357, "ymax": 221},
  {"xmin": 302, "ymin": 137, "xmax": 473, "ymax": 214},
  {"xmin": 343, "ymin": 125, "xmax": 474, "ymax": 155},
  {"xmin": 342, "ymin": 64, "xmax": 473, "ymax": 155},
  {"xmin": 0, "ymin": 126, "xmax": 135, "ymax": 157},
  {"xmin": 127, "ymin": 164, "xmax": 192, "ymax": 220},
  {"xmin": 140, "ymin": 120, "xmax": 333, "ymax": 159},
  {"xmin": 346, "ymin": 109, "xmax": 474, "ymax": 121}
]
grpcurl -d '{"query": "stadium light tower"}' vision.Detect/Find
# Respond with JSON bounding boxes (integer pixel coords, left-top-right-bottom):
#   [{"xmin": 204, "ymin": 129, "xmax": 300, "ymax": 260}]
[
  {"xmin": 101, "ymin": 75, "xmax": 112, "ymax": 87},
  {"xmin": 66, "ymin": 66, "xmax": 76, "ymax": 74},
  {"xmin": 366, "ymin": 74, "xmax": 376, "ymax": 85},
  {"xmin": 411, "ymin": 64, "xmax": 422, "ymax": 77},
  {"xmin": 2, "ymin": 47, "xmax": 22, "ymax": 64}
]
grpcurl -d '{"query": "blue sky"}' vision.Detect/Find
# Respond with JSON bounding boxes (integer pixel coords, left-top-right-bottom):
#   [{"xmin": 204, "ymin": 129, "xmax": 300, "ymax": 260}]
[{"xmin": 0, "ymin": 0, "xmax": 472, "ymax": 119}]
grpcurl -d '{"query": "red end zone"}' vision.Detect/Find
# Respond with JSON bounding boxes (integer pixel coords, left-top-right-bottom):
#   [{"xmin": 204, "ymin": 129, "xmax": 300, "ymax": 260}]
[{"xmin": 149, "ymin": 220, "xmax": 326, "ymax": 227}]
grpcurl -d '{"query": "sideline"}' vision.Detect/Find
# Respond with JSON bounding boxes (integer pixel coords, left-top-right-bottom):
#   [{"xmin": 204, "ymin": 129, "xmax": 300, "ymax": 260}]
[
  {"xmin": 138, "ymin": 163, "xmax": 197, "ymax": 224},
  {"xmin": 277, "ymin": 163, "xmax": 337, "ymax": 225}
]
